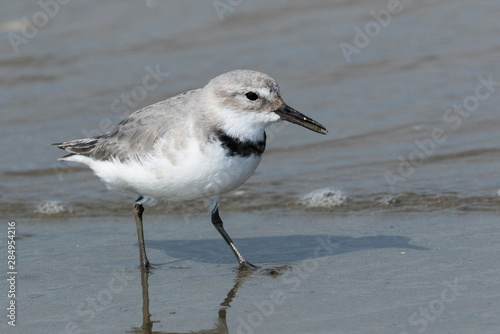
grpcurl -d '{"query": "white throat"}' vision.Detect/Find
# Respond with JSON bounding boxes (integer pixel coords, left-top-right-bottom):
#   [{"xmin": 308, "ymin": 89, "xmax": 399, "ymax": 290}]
[{"xmin": 215, "ymin": 108, "xmax": 279, "ymax": 141}]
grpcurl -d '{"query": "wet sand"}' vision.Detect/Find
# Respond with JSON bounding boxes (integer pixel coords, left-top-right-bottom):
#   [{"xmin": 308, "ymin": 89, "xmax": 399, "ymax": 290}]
[{"xmin": 8, "ymin": 209, "xmax": 500, "ymax": 333}]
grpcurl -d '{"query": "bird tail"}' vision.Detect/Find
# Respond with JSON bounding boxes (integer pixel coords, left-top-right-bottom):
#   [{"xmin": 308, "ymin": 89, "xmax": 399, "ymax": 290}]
[{"xmin": 52, "ymin": 137, "xmax": 98, "ymax": 159}]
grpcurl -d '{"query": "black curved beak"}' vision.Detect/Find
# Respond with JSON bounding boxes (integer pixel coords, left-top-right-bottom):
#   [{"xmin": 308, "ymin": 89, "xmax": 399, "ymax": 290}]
[{"xmin": 274, "ymin": 104, "xmax": 328, "ymax": 135}]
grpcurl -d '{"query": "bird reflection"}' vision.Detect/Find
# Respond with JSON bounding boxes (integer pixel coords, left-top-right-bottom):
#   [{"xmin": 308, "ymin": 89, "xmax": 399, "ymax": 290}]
[{"xmin": 128, "ymin": 268, "xmax": 253, "ymax": 334}]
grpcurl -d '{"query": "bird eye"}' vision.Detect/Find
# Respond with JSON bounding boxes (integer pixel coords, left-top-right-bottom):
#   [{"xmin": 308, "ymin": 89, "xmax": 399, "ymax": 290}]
[{"xmin": 245, "ymin": 92, "xmax": 259, "ymax": 101}]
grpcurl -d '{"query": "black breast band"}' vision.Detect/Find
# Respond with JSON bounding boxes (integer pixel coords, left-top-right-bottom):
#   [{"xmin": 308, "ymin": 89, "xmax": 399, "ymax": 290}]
[{"xmin": 214, "ymin": 129, "xmax": 266, "ymax": 158}]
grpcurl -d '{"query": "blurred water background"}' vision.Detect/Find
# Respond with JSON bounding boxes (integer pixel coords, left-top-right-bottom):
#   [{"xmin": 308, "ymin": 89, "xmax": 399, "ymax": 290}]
[{"xmin": 1, "ymin": 0, "xmax": 499, "ymax": 217}]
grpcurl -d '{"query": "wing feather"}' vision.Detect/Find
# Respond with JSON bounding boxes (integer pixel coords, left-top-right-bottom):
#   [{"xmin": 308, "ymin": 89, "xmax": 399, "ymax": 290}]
[{"xmin": 54, "ymin": 89, "xmax": 201, "ymax": 162}]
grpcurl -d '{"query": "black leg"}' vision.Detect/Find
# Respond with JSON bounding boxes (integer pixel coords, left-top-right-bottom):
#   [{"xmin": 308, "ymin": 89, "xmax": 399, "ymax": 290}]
[
  {"xmin": 211, "ymin": 203, "xmax": 258, "ymax": 270},
  {"xmin": 133, "ymin": 202, "xmax": 150, "ymax": 270}
]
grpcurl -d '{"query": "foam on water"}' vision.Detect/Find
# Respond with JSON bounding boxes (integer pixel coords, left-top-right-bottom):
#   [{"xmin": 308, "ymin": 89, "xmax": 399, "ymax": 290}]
[
  {"xmin": 299, "ymin": 188, "xmax": 347, "ymax": 208},
  {"xmin": 35, "ymin": 200, "xmax": 72, "ymax": 215}
]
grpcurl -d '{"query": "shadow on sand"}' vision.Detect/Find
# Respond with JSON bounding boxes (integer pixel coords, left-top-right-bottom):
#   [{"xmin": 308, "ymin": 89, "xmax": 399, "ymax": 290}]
[{"xmin": 146, "ymin": 234, "xmax": 427, "ymax": 265}]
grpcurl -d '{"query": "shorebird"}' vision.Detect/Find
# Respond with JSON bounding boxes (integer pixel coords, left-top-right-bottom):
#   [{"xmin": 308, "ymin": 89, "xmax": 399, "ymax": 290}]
[{"xmin": 54, "ymin": 70, "xmax": 327, "ymax": 270}]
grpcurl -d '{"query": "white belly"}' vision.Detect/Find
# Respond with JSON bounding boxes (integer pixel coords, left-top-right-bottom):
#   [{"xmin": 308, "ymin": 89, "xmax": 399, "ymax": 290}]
[{"xmin": 79, "ymin": 136, "xmax": 262, "ymax": 203}]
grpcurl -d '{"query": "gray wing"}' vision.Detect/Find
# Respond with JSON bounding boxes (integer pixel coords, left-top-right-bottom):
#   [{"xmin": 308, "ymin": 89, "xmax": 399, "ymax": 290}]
[{"xmin": 55, "ymin": 89, "xmax": 201, "ymax": 162}]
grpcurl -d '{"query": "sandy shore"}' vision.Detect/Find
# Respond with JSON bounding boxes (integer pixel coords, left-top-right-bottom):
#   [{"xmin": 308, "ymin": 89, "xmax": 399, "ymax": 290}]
[{"xmin": 5, "ymin": 209, "xmax": 500, "ymax": 333}]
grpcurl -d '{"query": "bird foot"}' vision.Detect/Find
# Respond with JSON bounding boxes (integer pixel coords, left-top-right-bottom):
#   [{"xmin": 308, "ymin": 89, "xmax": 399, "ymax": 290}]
[
  {"xmin": 238, "ymin": 260, "xmax": 259, "ymax": 270},
  {"xmin": 139, "ymin": 261, "xmax": 157, "ymax": 272}
]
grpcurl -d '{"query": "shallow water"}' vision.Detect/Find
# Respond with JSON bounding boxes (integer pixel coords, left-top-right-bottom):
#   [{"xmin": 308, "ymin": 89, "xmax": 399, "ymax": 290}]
[
  {"xmin": 6, "ymin": 211, "xmax": 500, "ymax": 333},
  {"xmin": 1, "ymin": 1, "xmax": 500, "ymax": 332}
]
